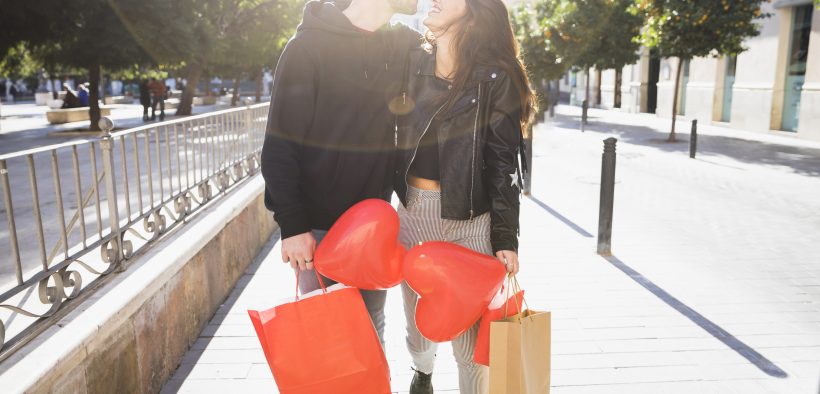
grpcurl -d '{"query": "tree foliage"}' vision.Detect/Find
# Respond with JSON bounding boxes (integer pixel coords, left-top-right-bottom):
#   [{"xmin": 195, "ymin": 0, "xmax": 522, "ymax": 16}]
[
  {"xmin": 0, "ymin": 0, "xmax": 148, "ymax": 130},
  {"xmin": 632, "ymin": 0, "xmax": 767, "ymax": 59},
  {"xmin": 111, "ymin": 0, "xmax": 302, "ymax": 114},
  {"xmin": 210, "ymin": 0, "xmax": 302, "ymax": 104},
  {"xmin": 548, "ymin": 0, "xmax": 641, "ymax": 71},
  {"xmin": 511, "ymin": 1, "xmax": 569, "ymax": 86}
]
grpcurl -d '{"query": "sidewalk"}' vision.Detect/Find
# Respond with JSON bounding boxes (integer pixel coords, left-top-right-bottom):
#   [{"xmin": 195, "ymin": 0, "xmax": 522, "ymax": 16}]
[
  {"xmin": 0, "ymin": 101, "xmax": 243, "ymax": 155},
  {"xmin": 164, "ymin": 106, "xmax": 820, "ymax": 393}
]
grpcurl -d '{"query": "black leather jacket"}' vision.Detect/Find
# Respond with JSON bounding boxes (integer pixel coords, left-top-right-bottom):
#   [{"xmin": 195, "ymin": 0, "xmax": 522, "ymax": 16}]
[{"xmin": 394, "ymin": 50, "xmax": 524, "ymax": 253}]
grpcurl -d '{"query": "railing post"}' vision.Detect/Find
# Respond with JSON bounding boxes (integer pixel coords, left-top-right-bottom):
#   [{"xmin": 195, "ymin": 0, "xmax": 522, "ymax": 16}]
[
  {"xmin": 0, "ymin": 159, "xmax": 22, "ymax": 285},
  {"xmin": 689, "ymin": 119, "xmax": 698, "ymax": 159},
  {"xmin": 597, "ymin": 137, "xmax": 617, "ymax": 256},
  {"xmin": 245, "ymin": 101, "xmax": 259, "ymax": 174},
  {"xmin": 581, "ymin": 99, "xmax": 588, "ymax": 132},
  {"xmin": 99, "ymin": 117, "xmax": 124, "ymax": 270}
]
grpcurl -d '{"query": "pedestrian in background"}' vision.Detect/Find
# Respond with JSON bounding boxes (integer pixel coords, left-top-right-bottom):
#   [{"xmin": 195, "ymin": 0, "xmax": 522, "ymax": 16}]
[
  {"xmin": 77, "ymin": 83, "xmax": 89, "ymax": 107},
  {"xmin": 139, "ymin": 79, "xmax": 151, "ymax": 121},
  {"xmin": 61, "ymin": 83, "xmax": 81, "ymax": 109},
  {"xmin": 148, "ymin": 77, "xmax": 166, "ymax": 121},
  {"xmin": 8, "ymin": 85, "xmax": 18, "ymax": 103}
]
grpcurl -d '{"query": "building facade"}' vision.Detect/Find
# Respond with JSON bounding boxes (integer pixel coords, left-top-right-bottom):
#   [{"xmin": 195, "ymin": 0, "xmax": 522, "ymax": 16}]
[{"xmin": 565, "ymin": 1, "xmax": 819, "ymax": 141}]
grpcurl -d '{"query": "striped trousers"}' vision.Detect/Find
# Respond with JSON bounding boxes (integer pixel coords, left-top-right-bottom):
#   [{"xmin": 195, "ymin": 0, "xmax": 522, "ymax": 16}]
[{"xmin": 399, "ymin": 186, "xmax": 491, "ymax": 394}]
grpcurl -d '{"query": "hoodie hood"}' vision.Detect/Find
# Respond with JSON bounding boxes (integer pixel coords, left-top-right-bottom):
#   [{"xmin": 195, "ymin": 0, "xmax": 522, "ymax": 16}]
[{"xmin": 298, "ymin": 0, "xmax": 366, "ymax": 36}]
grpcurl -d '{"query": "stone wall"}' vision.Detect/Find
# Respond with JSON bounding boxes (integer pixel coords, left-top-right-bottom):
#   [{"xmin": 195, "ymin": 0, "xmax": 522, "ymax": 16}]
[{"xmin": 0, "ymin": 177, "xmax": 276, "ymax": 394}]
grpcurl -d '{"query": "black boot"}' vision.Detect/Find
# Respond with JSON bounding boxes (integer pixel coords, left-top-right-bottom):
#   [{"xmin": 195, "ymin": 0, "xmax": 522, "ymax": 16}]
[{"xmin": 409, "ymin": 369, "xmax": 433, "ymax": 394}]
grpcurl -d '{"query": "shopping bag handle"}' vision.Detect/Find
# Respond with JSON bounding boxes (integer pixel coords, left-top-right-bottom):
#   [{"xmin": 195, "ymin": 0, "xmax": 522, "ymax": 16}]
[
  {"xmin": 503, "ymin": 273, "xmax": 530, "ymax": 319},
  {"xmin": 294, "ymin": 266, "xmax": 328, "ymax": 301}
]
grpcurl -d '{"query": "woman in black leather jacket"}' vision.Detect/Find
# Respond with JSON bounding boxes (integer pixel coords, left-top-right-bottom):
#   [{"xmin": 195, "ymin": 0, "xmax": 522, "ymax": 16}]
[{"xmin": 393, "ymin": 0, "xmax": 534, "ymax": 392}]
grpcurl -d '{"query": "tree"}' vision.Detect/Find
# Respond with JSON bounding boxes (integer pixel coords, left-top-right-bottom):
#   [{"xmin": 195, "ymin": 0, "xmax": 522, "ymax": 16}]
[
  {"xmin": 547, "ymin": 0, "xmax": 642, "ymax": 111},
  {"xmin": 209, "ymin": 0, "xmax": 300, "ymax": 106},
  {"xmin": 0, "ymin": 0, "xmax": 149, "ymax": 130},
  {"xmin": 587, "ymin": 0, "xmax": 643, "ymax": 108},
  {"xmin": 111, "ymin": 0, "xmax": 300, "ymax": 114},
  {"xmin": 110, "ymin": 0, "xmax": 221, "ymax": 115},
  {"xmin": 511, "ymin": 1, "xmax": 571, "ymax": 116},
  {"xmin": 632, "ymin": 0, "xmax": 768, "ymax": 141}
]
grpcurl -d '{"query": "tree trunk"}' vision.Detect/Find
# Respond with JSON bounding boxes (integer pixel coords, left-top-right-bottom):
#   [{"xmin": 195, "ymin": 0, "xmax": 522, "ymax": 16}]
[
  {"xmin": 231, "ymin": 78, "xmax": 240, "ymax": 107},
  {"xmin": 552, "ymin": 79, "xmax": 559, "ymax": 117},
  {"xmin": 614, "ymin": 69, "xmax": 622, "ymax": 108},
  {"xmin": 544, "ymin": 80, "xmax": 551, "ymax": 121},
  {"xmin": 100, "ymin": 67, "xmax": 106, "ymax": 105},
  {"xmin": 584, "ymin": 68, "xmax": 590, "ymax": 124},
  {"xmin": 669, "ymin": 57, "xmax": 684, "ymax": 142},
  {"xmin": 88, "ymin": 64, "xmax": 102, "ymax": 132},
  {"xmin": 255, "ymin": 68, "xmax": 263, "ymax": 103},
  {"xmin": 50, "ymin": 76, "xmax": 59, "ymax": 100},
  {"xmin": 595, "ymin": 69, "xmax": 602, "ymax": 106},
  {"xmin": 177, "ymin": 64, "xmax": 203, "ymax": 116}
]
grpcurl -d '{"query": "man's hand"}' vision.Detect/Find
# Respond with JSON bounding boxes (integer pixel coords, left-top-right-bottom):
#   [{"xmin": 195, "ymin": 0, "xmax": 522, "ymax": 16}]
[
  {"xmin": 282, "ymin": 232, "xmax": 317, "ymax": 271},
  {"xmin": 495, "ymin": 250, "xmax": 519, "ymax": 275}
]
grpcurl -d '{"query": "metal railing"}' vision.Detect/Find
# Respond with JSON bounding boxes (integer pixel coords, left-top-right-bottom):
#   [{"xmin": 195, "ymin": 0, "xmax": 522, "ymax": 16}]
[{"xmin": 0, "ymin": 103, "xmax": 269, "ymax": 360}]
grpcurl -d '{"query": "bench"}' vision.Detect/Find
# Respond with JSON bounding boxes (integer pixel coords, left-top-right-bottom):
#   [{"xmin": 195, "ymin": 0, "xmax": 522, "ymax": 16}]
[
  {"xmin": 103, "ymin": 96, "xmax": 135, "ymax": 105},
  {"xmin": 46, "ymin": 107, "xmax": 112, "ymax": 124},
  {"xmin": 165, "ymin": 98, "xmax": 180, "ymax": 109},
  {"xmin": 193, "ymin": 96, "xmax": 217, "ymax": 106}
]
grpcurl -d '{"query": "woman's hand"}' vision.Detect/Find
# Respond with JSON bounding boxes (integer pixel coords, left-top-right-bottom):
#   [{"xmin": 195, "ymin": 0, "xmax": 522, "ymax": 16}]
[{"xmin": 495, "ymin": 250, "xmax": 519, "ymax": 275}]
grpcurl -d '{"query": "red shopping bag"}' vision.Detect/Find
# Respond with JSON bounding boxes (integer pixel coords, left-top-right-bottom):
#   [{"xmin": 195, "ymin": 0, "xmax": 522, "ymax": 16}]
[
  {"xmin": 474, "ymin": 280, "xmax": 525, "ymax": 366},
  {"xmin": 248, "ymin": 272, "xmax": 390, "ymax": 394}
]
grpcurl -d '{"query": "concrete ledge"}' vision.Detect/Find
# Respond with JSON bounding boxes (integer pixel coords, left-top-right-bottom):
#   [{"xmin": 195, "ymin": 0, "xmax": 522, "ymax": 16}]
[
  {"xmin": 165, "ymin": 98, "xmax": 180, "ymax": 110},
  {"xmin": 103, "ymin": 96, "xmax": 135, "ymax": 105},
  {"xmin": 46, "ymin": 107, "xmax": 112, "ymax": 124},
  {"xmin": 0, "ymin": 175, "xmax": 277, "ymax": 393},
  {"xmin": 193, "ymin": 96, "xmax": 217, "ymax": 106}
]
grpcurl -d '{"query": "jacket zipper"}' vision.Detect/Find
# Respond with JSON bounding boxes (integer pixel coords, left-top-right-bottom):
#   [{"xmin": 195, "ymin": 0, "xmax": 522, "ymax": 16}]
[
  {"xmin": 405, "ymin": 104, "xmax": 446, "ymax": 197},
  {"xmin": 469, "ymin": 84, "xmax": 482, "ymax": 221}
]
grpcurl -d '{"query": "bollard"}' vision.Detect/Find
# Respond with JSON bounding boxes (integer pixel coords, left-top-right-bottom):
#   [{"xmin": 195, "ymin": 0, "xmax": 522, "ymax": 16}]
[
  {"xmin": 597, "ymin": 137, "xmax": 617, "ymax": 256},
  {"xmin": 581, "ymin": 100, "xmax": 588, "ymax": 132},
  {"xmin": 689, "ymin": 119, "xmax": 698, "ymax": 159}
]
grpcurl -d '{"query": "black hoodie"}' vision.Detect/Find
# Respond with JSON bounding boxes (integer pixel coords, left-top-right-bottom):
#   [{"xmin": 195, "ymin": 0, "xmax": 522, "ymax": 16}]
[{"xmin": 261, "ymin": 1, "xmax": 420, "ymax": 239}]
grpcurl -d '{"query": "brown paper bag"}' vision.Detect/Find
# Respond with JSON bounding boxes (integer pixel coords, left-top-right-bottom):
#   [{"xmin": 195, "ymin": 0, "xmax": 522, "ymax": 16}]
[{"xmin": 488, "ymin": 309, "xmax": 551, "ymax": 394}]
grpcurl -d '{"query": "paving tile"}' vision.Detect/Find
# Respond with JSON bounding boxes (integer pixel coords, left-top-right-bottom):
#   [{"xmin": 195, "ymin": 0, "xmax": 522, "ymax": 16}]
[{"xmin": 163, "ymin": 107, "xmax": 820, "ymax": 393}]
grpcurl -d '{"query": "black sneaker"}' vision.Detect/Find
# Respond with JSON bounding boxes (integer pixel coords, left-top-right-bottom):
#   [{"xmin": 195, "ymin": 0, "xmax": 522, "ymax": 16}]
[{"xmin": 409, "ymin": 369, "xmax": 433, "ymax": 394}]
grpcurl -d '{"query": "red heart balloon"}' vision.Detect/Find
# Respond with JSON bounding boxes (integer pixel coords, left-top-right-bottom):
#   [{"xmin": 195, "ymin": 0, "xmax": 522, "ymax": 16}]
[
  {"xmin": 404, "ymin": 242, "xmax": 507, "ymax": 342},
  {"xmin": 314, "ymin": 199, "xmax": 406, "ymax": 290}
]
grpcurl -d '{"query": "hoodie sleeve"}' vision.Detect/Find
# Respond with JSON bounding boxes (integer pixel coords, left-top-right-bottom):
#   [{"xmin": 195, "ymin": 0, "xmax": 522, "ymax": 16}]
[{"xmin": 261, "ymin": 39, "xmax": 316, "ymax": 239}]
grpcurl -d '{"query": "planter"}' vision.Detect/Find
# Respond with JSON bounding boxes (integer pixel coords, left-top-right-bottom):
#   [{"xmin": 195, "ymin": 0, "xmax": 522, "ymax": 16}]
[
  {"xmin": 193, "ymin": 96, "xmax": 217, "ymax": 106},
  {"xmin": 46, "ymin": 107, "xmax": 112, "ymax": 124},
  {"xmin": 35, "ymin": 92, "xmax": 53, "ymax": 106}
]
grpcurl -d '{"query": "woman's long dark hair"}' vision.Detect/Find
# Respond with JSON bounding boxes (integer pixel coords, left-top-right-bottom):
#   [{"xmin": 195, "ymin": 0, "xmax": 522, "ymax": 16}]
[{"xmin": 424, "ymin": 0, "xmax": 535, "ymax": 129}]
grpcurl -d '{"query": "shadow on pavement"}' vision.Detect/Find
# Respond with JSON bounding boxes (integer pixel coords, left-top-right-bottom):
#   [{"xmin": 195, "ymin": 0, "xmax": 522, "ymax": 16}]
[
  {"xmin": 603, "ymin": 254, "xmax": 789, "ymax": 378},
  {"xmin": 549, "ymin": 115, "xmax": 820, "ymax": 177},
  {"xmin": 526, "ymin": 195, "xmax": 594, "ymax": 238}
]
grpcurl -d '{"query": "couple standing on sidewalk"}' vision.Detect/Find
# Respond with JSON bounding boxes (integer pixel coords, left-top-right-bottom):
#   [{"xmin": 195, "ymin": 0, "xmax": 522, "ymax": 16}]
[{"xmin": 260, "ymin": 0, "xmax": 533, "ymax": 392}]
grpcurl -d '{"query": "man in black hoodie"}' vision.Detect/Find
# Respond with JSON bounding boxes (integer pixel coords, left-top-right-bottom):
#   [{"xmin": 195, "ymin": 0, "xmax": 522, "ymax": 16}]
[{"xmin": 260, "ymin": 0, "xmax": 419, "ymax": 347}]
